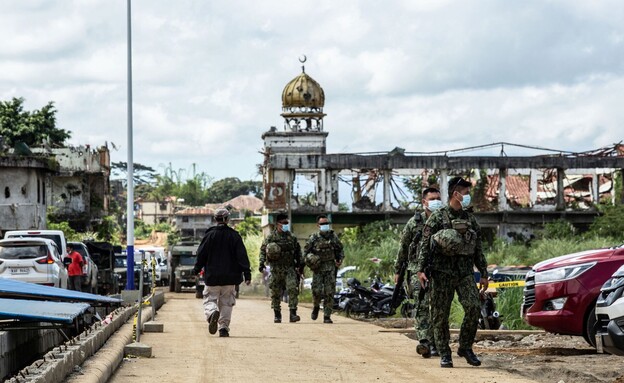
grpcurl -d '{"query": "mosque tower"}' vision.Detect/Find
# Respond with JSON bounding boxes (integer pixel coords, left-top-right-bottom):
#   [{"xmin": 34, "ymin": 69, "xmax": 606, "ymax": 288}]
[{"xmin": 262, "ymin": 57, "xmax": 328, "ymax": 155}]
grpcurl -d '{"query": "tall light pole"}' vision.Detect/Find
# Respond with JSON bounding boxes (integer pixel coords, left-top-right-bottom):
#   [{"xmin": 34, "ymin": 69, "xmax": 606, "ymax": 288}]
[{"xmin": 126, "ymin": 0, "xmax": 135, "ymax": 290}]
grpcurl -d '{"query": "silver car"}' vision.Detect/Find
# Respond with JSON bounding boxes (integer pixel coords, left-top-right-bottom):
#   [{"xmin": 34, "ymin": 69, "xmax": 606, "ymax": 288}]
[{"xmin": 0, "ymin": 238, "xmax": 69, "ymax": 288}]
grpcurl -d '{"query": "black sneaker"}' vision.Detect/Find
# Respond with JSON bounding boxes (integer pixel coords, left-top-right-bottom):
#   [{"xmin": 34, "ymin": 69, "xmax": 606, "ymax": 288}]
[
  {"xmin": 208, "ymin": 311, "xmax": 220, "ymax": 335},
  {"xmin": 416, "ymin": 342, "xmax": 431, "ymax": 358},
  {"xmin": 323, "ymin": 316, "xmax": 333, "ymax": 324},
  {"xmin": 440, "ymin": 354, "xmax": 453, "ymax": 368},
  {"xmin": 218, "ymin": 328, "xmax": 229, "ymax": 337},
  {"xmin": 457, "ymin": 349, "xmax": 481, "ymax": 366}
]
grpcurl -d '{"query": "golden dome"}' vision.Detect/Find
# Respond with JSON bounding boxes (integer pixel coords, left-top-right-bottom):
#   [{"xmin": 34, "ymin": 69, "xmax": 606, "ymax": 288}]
[{"xmin": 281, "ymin": 72, "xmax": 325, "ymax": 109}]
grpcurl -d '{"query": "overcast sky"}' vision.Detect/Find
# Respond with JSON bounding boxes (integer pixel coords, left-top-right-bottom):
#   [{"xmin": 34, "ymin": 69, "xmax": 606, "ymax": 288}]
[{"xmin": 1, "ymin": 1, "xmax": 623, "ymax": 182}]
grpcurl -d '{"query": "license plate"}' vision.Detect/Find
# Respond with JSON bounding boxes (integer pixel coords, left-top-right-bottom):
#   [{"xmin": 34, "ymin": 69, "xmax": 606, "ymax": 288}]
[{"xmin": 10, "ymin": 268, "xmax": 29, "ymax": 275}]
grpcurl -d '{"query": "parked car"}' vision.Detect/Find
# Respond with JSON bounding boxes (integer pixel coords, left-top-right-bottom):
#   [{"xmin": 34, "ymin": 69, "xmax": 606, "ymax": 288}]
[
  {"xmin": 596, "ymin": 264, "xmax": 624, "ymax": 355},
  {"xmin": 68, "ymin": 241, "xmax": 99, "ymax": 293},
  {"xmin": 522, "ymin": 245, "xmax": 624, "ymax": 347},
  {"xmin": 138, "ymin": 247, "xmax": 168, "ymax": 286},
  {"xmin": 114, "ymin": 251, "xmax": 152, "ymax": 295},
  {"xmin": 0, "ymin": 238, "xmax": 68, "ymax": 288},
  {"xmin": 4, "ymin": 230, "xmax": 68, "ymax": 259},
  {"xmin": 303, "ymin": 266, "xmax": 358, "ymax": 290}
]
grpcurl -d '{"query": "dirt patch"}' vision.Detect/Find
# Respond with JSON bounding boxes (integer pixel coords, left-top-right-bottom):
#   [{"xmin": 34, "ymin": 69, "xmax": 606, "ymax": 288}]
[{"xmin": 369, "ymin": 318, "xmax": 624, "ymax": 383}]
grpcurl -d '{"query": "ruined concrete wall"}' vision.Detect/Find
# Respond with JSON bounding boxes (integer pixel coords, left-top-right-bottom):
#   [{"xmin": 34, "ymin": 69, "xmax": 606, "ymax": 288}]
[
  {"xmin": 50, "ymin": 176, "xmax": 87, "ymax": 214},
  {"xmin": 0, "ymin": 168, "xmax": 47, "ymax": 231}
]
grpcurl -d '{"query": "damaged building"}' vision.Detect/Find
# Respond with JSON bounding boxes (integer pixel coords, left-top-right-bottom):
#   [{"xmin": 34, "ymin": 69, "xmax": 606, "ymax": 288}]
[{"xmin": 260, "ymin": 64, "xmax": 624, "ymax": 241}]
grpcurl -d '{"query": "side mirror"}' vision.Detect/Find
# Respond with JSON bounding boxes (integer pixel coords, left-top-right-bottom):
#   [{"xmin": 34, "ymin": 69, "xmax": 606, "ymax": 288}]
[{"xmin": 63, "ymin": 257, "xmax": 73, "ymax": 267}]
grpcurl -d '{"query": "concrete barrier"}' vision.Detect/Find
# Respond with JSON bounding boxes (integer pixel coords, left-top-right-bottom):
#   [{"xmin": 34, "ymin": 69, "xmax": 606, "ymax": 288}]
[{"xmin": 6, "ymin": 290, "xmax": 165, "ymax": 383}]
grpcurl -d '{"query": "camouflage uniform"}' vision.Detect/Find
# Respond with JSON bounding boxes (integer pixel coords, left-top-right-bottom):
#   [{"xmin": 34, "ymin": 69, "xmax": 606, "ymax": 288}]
[
  {"xmin": 304, "ymin": 231, "xmax": 344, "ymax": 318},
  {"xmin": 394, "ymin": 212, "xmax": 433, "ymax": 342},
  {"xmin": 417, "ymin": 206, "xmax": 488, "ymax": 358},
  {"xmin": 259, "ymin": 230, "xmax": 302, "ymax": 311}
]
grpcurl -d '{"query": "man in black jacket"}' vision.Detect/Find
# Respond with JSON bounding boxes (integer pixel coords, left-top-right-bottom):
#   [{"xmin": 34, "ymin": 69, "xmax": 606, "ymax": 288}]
[{"xmin": 194, "ymin": 208, "xmax": 251, "ymax": 337}]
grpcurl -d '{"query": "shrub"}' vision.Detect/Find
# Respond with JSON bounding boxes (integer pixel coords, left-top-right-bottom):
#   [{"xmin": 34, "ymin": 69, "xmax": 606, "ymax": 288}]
[
  {"xmin": 244, "ymin": 233, "xmax": 263, "ymax": 279},
  {"xmin": 588, "ymin": 205, "xmax": 624, "ymax": 241},
  {"xmin": 540, "ymin": 219, "xmax": 576, "ymax": 240}
]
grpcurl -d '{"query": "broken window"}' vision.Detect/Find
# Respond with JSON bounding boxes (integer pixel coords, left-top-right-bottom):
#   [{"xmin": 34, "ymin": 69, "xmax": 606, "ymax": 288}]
[{"xmin": 292, "ymin": 171, "xmax": 319, "ymax": 208}]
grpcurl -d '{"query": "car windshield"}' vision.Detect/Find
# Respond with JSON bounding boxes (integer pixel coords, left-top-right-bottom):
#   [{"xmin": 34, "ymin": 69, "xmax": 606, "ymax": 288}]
[
  {"xmin": 7, "ymin": 234, "xmax": 62, "ymax": 252},
  {"xmin": 0, "ymin": 244, "xmax": 48, "ymax": 259},
  {"xmin": 179, "ymin": 255, "xmax": 196, "ymax": 266},
  {"xmin": 114, "ymin": 256, "xmax": 127, "ymax": 268}
]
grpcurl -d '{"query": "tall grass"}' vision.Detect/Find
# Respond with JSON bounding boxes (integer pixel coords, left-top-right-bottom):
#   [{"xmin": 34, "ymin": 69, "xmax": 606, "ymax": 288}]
[{"xmin": 244, "ymin": 234, "xmax": 263, "ymax": 281}]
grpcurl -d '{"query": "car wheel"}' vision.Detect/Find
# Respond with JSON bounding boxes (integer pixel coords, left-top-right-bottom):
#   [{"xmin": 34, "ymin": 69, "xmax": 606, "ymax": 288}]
[{"xmin": 583, "ymin": 306, "xmax": 598, "ymax": 348}]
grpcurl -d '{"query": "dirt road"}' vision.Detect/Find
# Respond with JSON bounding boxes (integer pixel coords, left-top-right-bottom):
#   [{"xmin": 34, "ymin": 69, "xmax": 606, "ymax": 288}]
[{"xmin": 109, "ymin": 292, "xmax": 535, "ymax": 383}]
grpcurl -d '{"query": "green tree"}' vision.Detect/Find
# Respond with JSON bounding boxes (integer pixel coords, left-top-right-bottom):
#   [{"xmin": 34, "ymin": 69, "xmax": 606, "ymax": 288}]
[
  {"xmin": 205, "ymin": 177, "xmax": 262, "ymax": 203},
  {"xmin": 111, "ymin": 162, "xmax": 157, "ymax": 185},
  {"xmin": 234, "ymin": 216, "xmax": 261, "ymax": 237},
  {"xmin": 0, "ymin": 97, "xmax": 70, "ymax": 147}
]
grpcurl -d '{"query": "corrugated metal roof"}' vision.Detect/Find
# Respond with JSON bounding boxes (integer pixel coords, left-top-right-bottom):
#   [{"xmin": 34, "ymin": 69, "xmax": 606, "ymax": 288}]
[
  {"xmin": 0, "ymin": 278, "xmax": 122, "ymax": 304},
  {"xmin": 0, "ymin": 298, "xmax": 90, "ymax": 324}
]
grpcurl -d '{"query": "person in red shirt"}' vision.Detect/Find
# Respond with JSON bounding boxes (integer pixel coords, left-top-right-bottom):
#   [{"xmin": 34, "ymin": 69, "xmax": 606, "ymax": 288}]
[{"xmin": 66, "ymin": 244, "xmax": 84, "ymax": 292}]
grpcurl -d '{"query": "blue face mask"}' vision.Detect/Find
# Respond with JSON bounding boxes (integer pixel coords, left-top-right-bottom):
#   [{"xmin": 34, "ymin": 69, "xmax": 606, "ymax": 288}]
[
  {"xmin": 319, "ymin": 224, "xmax": 331, "ymax": 232},
  {"xmin": 280, "ymin": 223, "xmax": 290, "ymax": 232},
  {"xmin": 461, "ymin": 194, "xmax": 471, "ymax": 208},
  {"xmin": 426, "ymin": 200, "xmax": 442, "ymax": 212}
]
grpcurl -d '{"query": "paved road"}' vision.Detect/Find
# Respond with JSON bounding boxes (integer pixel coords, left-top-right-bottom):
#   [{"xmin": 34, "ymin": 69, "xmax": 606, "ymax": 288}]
[{"xmin": 109, "ymin": 292, "xmax": 535, "ymax": 383}]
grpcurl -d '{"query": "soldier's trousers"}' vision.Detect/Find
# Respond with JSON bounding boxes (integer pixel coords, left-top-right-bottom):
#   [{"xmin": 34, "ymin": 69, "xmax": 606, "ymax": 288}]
[
  {"xmin": 269, "ymin": 267, "xmax": 299, "ymax": 310},
  {"xmin": 430, "ymin": 272, "xmax": 480, "ymax": 357},
  {"xmin": 312, "ymin": 270, "xmax": 336, "ymax": 317},
  {"xmin": 410, "ymin": 273, "xmax": 433, "ymax": 343}
]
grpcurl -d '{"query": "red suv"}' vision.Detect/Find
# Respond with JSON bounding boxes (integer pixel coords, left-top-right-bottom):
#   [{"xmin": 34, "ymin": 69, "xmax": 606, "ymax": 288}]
[{"xmin": 522, "ymin": 245, "xmax": 624, "ymax": 347}]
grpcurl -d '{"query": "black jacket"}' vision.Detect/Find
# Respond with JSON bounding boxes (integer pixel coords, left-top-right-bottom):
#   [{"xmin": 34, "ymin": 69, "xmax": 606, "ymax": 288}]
[{"xmin": 193, "ymin": 224, "xmax": 251, "ymax": 286}]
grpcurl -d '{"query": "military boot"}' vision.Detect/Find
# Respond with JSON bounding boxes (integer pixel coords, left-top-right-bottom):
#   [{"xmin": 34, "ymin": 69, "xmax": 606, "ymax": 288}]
[
  {"xmin": 416, "ymin": 340, "xmax": 432, "ymax": 358},
  {"xmin": 323, "ymin": 316, "xmax": 333, "ymax": 324},
  {"xmin": 311, "ymin": 306, "xmax": 320, "ymax": 320},
  {"xmin": 289, "ymin": 309, "xmax": 300, "ymax": 322},
  {"xmin": 274, "ymin": 310, "xmax": 282, "ymax": 323}
]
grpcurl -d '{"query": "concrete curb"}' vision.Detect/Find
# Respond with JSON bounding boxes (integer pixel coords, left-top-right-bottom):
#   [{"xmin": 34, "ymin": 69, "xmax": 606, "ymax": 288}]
[{"xmin": 7, "ymin": 291, "xmax": 165, "ymax": 383}]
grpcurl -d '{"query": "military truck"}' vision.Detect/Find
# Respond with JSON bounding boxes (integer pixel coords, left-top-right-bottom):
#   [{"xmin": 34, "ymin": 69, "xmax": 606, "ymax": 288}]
[
  {"xmin": 169, "ymin": 240, "xmax": 201, "ymax": 295},
  {"xmin": 84, "ymin": 241, "xmax": 119, "ymax": 295}
]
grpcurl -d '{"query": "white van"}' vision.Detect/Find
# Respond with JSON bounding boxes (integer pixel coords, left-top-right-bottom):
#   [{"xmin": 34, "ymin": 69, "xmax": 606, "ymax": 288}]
[
  {"xmin": 136, "ymin": 247, "xmax": 168, "ymax": 286},
  {"xmin": 4, "ymin": 230, "xmax": 68, "ymax": 258}
]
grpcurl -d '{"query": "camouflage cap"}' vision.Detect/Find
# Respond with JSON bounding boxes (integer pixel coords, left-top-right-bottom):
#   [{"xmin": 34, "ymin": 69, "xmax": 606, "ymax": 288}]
[{"xmin": 214, "ymin": 208, "xmax": 230, "ymax": 219}]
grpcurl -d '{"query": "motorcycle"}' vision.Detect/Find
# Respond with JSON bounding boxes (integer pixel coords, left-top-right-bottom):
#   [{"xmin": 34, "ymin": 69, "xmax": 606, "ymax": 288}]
[
  {"xmin": 338, "ymin": 278, "xmax": 401, "ymax": 318},
  {"xmin": 478, "ymin": 291, "xmax": 501, "ymax": 330}
]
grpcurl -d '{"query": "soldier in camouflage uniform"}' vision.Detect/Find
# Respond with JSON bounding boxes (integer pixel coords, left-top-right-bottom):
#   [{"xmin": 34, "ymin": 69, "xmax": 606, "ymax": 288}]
[
  {"xmin": 259, "ymin": 213, "xmax": 303, "ymax": 323},
  {"xmin": 304, "ymin": 215, "xmax": 344, "ymax": 324},
  {"xmin": 393, "ymin": 187, "xmax": 442, "ymax": 357},
  {"xmin": 417, "ymin": 177, "xmax": 489, "ymax": 368}
]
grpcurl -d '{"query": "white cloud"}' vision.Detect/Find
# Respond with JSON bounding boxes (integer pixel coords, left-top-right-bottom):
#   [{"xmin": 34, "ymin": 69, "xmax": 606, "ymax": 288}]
[{"xmin": 1, "ymin": 0, "xmax": 623, "ymax": 181}]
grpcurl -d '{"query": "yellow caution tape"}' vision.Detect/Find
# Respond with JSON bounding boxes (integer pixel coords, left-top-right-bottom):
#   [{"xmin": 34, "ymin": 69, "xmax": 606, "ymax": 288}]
[{"xmin": 485, "ymin": 280, "xmax": 526, "ymax": 288}]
